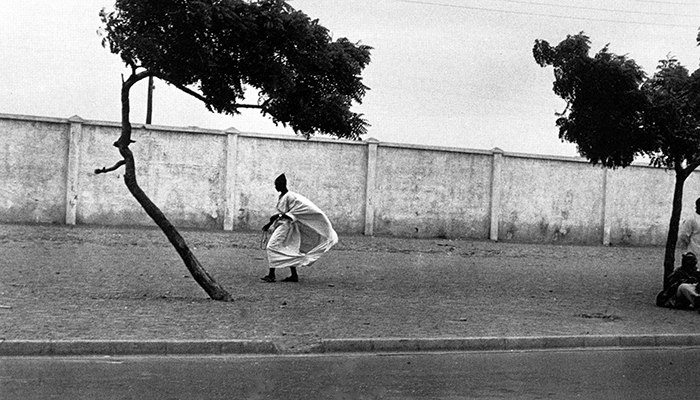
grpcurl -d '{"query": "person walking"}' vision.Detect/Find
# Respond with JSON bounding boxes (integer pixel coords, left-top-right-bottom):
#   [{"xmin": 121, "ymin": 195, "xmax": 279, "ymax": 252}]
[{"xmin": 261, "ymin": 174, "xmax": 338, "ymax": 283}]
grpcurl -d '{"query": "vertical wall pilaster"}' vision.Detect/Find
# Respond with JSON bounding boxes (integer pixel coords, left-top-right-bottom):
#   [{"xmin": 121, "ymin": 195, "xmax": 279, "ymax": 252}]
[
  {"xmin": 223, "ymin": 128, "xmax": 240, "ymax": 231},
  {"xmin": 489, "ymin": 147, "xmax": 504, "ymax": 241},
  {"xmin": 364, "ymin": 138, "xmax": 379, "ymax": 236},
  {"xmin": 65, "ymin": 116, "xmax": 83, "ymax": 225},
  {"xmin": 602, "ymin": 168, "xmax": 613, "ymax": 245}
]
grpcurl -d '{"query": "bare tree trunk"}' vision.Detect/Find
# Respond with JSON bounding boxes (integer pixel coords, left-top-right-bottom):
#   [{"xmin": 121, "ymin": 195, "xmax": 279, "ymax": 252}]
[
  {"xmin": 663, "ymin": 169, "xmax": 687, "ymax": 290},
  {"xmin": 111, "ymin": 71, "xmax": 233, "ymax": 302},
  {"xmin": 119, "ymin": 147, "xmax": 232, "ymax": 301}
]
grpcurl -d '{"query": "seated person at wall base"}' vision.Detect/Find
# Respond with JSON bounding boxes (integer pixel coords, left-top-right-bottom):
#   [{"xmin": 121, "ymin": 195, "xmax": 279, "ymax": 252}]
[{"xmin": 656, "ymin": 252, "xmax": 700, "ymax": 312}]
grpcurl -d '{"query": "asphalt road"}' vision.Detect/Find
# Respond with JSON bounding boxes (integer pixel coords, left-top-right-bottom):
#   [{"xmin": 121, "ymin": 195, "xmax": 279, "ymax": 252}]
[{"xmin": 2, "ymin": 348, "xmax": 700, "ymax": 399}]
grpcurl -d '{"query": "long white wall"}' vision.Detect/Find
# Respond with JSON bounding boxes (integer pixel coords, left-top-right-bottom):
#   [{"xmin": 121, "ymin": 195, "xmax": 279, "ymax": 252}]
[{"xmin": 1, "ymin": 112, "xmax": 697, "ymax": 246}]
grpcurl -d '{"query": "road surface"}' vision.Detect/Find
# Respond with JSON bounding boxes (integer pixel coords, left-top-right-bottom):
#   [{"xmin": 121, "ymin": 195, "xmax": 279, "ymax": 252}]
[{"xmin": 2, "ymin": 347, "xmax": 699, "ymax": 399}]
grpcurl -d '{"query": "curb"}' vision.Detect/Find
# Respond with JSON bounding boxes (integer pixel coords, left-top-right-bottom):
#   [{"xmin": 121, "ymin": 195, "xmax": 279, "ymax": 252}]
[
  {"xmin": 0, "ymin": 340, "xmax": 277, "ymax": 357},
  {"xmin": 316, "ymin": 334, "xmax": 700, "ymax": 353},
  {"xmin": 4, "ymin": 334, "xmax": 700, "ymax": 356}
]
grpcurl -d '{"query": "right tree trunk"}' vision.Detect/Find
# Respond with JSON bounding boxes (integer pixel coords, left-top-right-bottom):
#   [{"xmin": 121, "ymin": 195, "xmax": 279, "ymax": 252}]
[{"xmin": 662, "ymin": 169, "xmax": 687, "ymax": 290}]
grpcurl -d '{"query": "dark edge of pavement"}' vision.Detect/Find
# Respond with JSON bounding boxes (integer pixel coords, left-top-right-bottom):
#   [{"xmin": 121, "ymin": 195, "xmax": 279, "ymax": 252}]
[{"xmin": 3, "ymin": 334, "xmax": 700, "ymax": 356}]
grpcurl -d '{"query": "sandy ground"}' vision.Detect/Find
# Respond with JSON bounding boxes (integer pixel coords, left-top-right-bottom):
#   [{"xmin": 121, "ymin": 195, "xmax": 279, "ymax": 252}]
[{"xmin": 1, "ymin": 223, "xmax": 698, "ymax": 350}]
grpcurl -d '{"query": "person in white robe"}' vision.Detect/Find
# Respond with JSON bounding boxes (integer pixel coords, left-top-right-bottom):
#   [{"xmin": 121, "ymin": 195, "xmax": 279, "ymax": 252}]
[
  {"xmin": 679, "ymin": 197, "xmax": 700, "ymax": 258},
  {"xmin": 261, "ymin": 174, "xmax": 338, "ymax": 282}
]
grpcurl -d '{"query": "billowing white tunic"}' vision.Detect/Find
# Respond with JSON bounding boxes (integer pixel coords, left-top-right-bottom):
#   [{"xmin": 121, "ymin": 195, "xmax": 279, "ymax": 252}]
[{"xmin": 266, "ymin": 191, "xmax": 338, "ymax": 269}]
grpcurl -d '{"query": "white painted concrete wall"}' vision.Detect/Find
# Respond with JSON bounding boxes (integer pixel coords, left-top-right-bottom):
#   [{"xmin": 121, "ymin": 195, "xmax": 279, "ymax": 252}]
[{"xmin": 1, "ymin": 112, "xmax": 698, "ymax": 246}]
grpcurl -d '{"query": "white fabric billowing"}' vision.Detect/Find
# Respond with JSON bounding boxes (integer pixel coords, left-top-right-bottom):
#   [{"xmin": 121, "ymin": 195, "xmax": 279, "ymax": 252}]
[{"xmin": 266, "ymin": 191, "xmax": 338, "ymax": 269}]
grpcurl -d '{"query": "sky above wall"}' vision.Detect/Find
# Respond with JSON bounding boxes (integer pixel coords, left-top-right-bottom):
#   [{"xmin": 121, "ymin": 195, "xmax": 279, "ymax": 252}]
[{"xmin": 1, "ymin": 0, "xmax": 698, "ymax": 157}]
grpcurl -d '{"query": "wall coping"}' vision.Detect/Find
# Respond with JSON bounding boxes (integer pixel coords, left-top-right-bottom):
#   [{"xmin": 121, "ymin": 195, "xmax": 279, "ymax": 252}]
[{"xmin": 0, "ymin": 111, "xmax": 678, "ymax": 171}]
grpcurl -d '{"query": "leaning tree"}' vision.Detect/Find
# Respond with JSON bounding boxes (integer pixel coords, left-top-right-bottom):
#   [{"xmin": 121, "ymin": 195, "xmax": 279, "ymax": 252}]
[
  {"xmin": 533, "ymin": 32, "xmax": 700, "ymax": 289},
  {"xmin": 97, "ymin": 0, "xmax": 372, "ymax": 301}
]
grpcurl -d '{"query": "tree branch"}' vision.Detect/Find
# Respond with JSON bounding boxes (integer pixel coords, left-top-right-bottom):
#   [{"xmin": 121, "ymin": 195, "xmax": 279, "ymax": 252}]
[
  {"xmin": 113, "ymin": 70, "xmax": 152, "ymax": 149},
  {"xmin": 94, "ymin": 160, "xmax": 126, "ymax": 175},
  {"xmin": 685, "ymin": 157, "xmax": 700, "ymax": 176},
  {"xmin": 164, "ymin": 78, "xmax": 263, "ymax": 110},
  {"xmin": 555, "ymin": 101, "xmax": 571, "ymax": 117},
  {"xmin": 225, "ymin": 103, "xmax": 264, "ymax": 109}
]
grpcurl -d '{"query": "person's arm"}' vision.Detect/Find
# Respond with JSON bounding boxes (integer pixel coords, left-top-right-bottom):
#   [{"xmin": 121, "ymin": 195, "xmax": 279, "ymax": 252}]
[
  {"xmin": 275, "ymin": 193, "xmax": 297, "ymax": 222},
  {"xmin": 666, "ymin": 270, "xmax": 683, "ymax": 290},
  {"xmin": 263, "ymin": 193, "xmax": 290, "ymax": 231},
  {"xmin": 278, "ymin": 213, "xmax": 293, "ymax": 221},
  {"xmin": 262, "ymin": 214, "xmax": 280, "ymax": 231},
  {"xmin": 692, "ymin": 271, "xmax": 700, "ymax": 284}
]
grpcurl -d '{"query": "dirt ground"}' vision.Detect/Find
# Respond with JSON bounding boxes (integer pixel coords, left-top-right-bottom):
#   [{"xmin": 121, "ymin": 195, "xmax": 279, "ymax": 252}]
[{"xmin": 1, "ymin": 223, "xmax": 698, "ymax": 350}]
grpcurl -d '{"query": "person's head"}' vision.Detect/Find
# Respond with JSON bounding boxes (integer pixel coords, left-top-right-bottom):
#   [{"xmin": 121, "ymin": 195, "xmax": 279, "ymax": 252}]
[
  {"xmin": 681, "ymin": 252, "xmax": 698, "ymax": 271},
  {"xmin": 695, "ymin": 198, "xmax": 700, "ymax": 215},
  {"xmin": 274, "ymin": 173, "xmax": 287, "ymax": 193}
]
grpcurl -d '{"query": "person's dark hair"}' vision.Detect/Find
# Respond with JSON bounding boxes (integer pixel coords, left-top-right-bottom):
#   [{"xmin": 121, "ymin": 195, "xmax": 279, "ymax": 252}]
[
  {"xmin": 275, "ymin": 173, "xmax": 287, "ymax": 188},
  {"xmin": 682, "ymin": 252, "xmax": 697, "ymax": 268},
  {"xmin": 274, "ymin": 173, "xmax": 288, "ymax": 195}
]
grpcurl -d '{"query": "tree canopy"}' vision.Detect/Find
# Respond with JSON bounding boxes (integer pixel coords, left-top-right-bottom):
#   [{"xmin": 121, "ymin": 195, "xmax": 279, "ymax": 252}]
[
  {"xmin": 533, "ymin": 33, "xmax": 700, "ymax": 171},
  {"xmin": 641, "ymin": 57, "xmax": 700, "ymax": 170},
  {"xmin": 533, "ymin": 33, "xmax": 652, "ymax": 168},
  {"xmin": 100, "ymin": 0, "xmax": 372, "ymax": 139}
]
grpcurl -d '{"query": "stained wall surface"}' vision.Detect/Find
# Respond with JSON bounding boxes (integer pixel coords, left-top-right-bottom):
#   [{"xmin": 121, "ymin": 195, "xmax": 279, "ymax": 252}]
[
  {"xmin": 373, "ymin": 145, "xmax": 493, "ymax": 239},
  {"xmin": 77, "ymin": 123, "xmax": 228, "ymax": 229},
  {"xmin": 0, "ymin": 116, "xmax": 69, "ymax": 224},
  {"xmin": 1, "ymin": 112, "xmax": 697, "ymax": 246},
  {"xmin": 499, "ymin": 155, "xmax": 606, "ymax": 244}
]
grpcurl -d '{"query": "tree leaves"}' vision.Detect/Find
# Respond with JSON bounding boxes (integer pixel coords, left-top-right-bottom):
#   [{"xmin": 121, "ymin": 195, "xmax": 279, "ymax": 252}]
[
  {"xmin": 533, "ymin": 32, "xmax": 700, "ymax": 171},
  {"xmin": 100, "ymin": 0, "xmax": 372, "ymax": 139}
]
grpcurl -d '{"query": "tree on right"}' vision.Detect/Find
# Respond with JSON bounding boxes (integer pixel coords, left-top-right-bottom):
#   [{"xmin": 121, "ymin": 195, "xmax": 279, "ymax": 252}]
[{"xmin": 533, "ymin": 32, "xmax": 700, "ymax": 289}]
